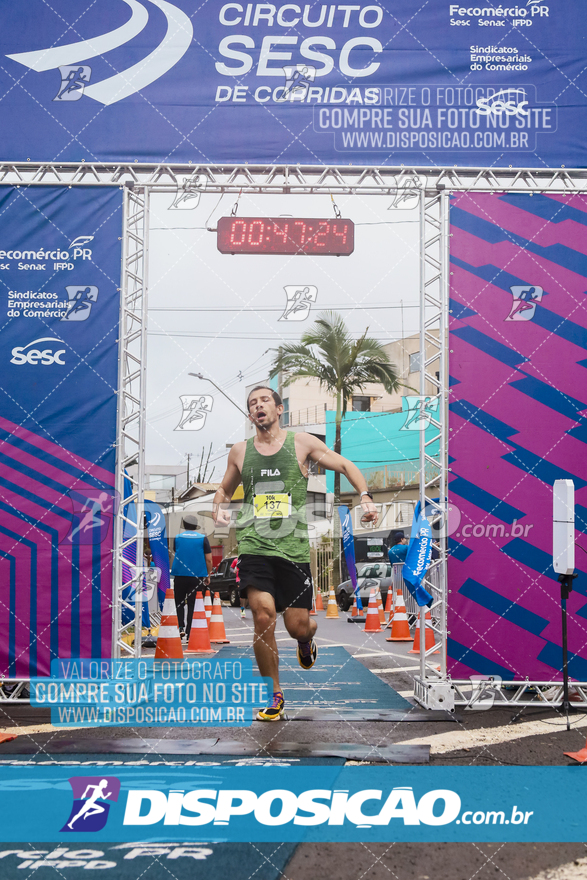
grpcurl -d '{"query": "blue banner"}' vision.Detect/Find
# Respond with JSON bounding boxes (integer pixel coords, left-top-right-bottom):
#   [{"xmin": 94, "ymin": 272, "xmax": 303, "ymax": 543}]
[
  {"xmin": 339, "ymin": 505, "xmax": 362, "ymax": 613},
  {"xmin": 0, "ymin": 766, "xmax": 586, "ymax": 841},
  {"xmin": 145, "ymin": 501, "xmax": 171, "ymax": 611},
  {"xmin": 0, "ymin": 0, "xmax": 583, "ymax": 167},
  {"xmin": 403, "ymin": 501, "xmax": 434, "ymax": 607},
  {"xmin": 0, "ymin": 186, "xmax": 122, "ymax": 676}
]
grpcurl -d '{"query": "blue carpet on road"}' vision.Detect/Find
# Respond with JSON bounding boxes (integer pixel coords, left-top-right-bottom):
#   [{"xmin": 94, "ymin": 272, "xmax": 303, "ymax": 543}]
[{"xmin": 218, "ymin": 645, "xmax": 412, "ymax": 710}]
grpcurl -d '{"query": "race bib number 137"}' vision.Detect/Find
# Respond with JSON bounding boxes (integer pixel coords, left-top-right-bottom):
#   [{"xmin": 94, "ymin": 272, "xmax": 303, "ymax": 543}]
[{"xmin": 253, "ymin": 493, "xmax": 291, "ymax": 518}]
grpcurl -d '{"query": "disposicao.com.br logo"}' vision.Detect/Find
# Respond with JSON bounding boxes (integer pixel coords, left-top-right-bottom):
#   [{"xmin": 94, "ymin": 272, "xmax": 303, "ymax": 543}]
[{"xmin": 123, "ymin": 786, "xmax": 533, "ymax": 829}]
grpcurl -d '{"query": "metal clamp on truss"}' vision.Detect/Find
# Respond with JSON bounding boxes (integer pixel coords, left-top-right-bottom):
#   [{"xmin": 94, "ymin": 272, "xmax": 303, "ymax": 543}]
[{"xmin": 413, "ymin": 677, "xmax": 456, "ymax": 712}]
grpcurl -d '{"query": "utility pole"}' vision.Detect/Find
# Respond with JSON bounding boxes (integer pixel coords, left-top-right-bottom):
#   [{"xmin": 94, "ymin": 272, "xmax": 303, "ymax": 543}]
[{"xmin": 186, "ymin": 452, "xmax": 193, "ymax": 489}]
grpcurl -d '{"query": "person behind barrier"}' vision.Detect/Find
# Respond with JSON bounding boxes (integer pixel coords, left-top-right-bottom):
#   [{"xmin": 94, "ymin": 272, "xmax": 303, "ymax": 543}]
[
  {"xmin": 388, "ymin": 530, "xmax": 408, "ymax": 563},
  {"xmin": 231, "ymin": 557, "xmax": 248, "ymax": 619},
  {"xmin": 212, "ymin": 385, "xmax": 378, "ymax": 722},
  {"xmin": 171, "ymin": 514, "xmax": 213, "ymax": 639}
]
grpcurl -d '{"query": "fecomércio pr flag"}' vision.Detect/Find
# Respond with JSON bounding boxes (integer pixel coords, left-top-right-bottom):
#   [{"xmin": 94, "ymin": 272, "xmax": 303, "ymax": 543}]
[
  {"xmin": 339, "ymin": 505, "xmax": 363, "ymax": 613},
  {"xmin": 402, "ymin": 501, "xmax": 434, "ymax": 607},
  {"xmin": 145, "ymin": 501, "xmax": 171, "ymax": 610}
]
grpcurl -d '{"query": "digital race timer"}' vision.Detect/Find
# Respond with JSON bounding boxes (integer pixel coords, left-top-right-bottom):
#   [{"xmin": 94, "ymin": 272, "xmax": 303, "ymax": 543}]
[{"xmin": 216, "ymin": 217, "xmax": 354, "ymax": 256}]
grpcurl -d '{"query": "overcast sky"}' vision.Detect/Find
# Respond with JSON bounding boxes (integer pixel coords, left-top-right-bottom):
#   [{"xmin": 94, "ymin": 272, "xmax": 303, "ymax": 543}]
[{"xmin": 145, "ymin": 189, "xmax": 421, "ymax": 475}]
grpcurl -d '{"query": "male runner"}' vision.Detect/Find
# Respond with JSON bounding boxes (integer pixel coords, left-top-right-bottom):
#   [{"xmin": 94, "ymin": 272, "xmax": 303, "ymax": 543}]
[{"xmin": 213, "ymin": 386, "xmax": 378, "ymax": 721}]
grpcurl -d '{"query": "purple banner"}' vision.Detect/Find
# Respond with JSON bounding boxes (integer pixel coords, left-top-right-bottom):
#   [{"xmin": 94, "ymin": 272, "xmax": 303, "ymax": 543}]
[{"xmin": 448, "ymin": 193, "xmax": 587, "ymax": 681}]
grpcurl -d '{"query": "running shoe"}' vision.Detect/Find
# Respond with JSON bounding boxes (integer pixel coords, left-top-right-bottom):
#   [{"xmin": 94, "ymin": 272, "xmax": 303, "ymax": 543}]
[
  {"xmin": 256, "ymin": 691, "xmax": 285, "ymax": 722},
  {"xmin": 240, "ymin": 607, "xmax": 246, "ymax": 619},
  {"xmin": 297, "ymin": 638, "xmax": 317, "ymax": 670}
]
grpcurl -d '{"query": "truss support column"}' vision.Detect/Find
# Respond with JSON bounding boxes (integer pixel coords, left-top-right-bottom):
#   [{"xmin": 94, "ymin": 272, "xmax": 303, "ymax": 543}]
[
  {"xmin": 112, "ymin": 185, "xmax": 149, "ymax": 659},
  {"xmin": 413, "ymin": 188, "xmax": 452, "ymax": 711}
]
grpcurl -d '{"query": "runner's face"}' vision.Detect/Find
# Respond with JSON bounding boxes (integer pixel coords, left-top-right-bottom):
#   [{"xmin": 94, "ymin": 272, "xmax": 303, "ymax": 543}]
[{"xmin": 248, "ymin": 390, "xmax": 283, "ymax": 430}]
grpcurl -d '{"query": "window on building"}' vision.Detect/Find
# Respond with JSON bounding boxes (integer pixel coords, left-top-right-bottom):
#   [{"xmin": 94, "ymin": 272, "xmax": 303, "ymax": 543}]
[
  {"xmin": 307, "ymin": 459, "xmax": 325, "ymax": 476},
  {"xmin": 409, "ymin": 351, "xmax": 422, "ymax": 374},
  {"xmin": 352, "ymin": 395, "xmax": 370, "ymax": 412},
  {"xmin": 306, "ymin": 491, "xmax": 328, "ymax": 520},
  {"xmin": 282, "ymin": 397, "xmax": 289, "ymax": 426},
  {"xmin": 149, "ymin": 474, "xmax": 176, "ymax": 490}
]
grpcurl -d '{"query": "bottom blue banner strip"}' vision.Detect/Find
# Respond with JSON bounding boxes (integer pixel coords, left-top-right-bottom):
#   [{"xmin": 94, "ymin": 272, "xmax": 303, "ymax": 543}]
[{"xmin": 0, "ymin": 766, "xmax": 585, "ymax": 842}]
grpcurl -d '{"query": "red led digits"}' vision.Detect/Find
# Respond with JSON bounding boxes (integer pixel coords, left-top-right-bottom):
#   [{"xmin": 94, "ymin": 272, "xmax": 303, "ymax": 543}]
[
  {"xmin": 229, "ymin": 219, "xmax": 247, "ymax": 246},
  {"xmin": 217, "ymin": 217, "xmax": 354, "ymax": 255},
  {"xmin": 246, "ymin": 220, "xmax": 264, "ymax": 246}
]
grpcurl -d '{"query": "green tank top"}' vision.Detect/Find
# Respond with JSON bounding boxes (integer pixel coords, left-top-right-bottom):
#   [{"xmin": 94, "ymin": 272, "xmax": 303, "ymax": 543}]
[{"xmin": 236, "ymin": 432, "xmax": 310, "ymax": 563}]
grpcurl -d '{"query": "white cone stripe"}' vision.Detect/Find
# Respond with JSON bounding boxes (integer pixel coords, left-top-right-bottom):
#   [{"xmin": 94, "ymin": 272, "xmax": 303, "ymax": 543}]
[
  {"xmin": 161, "ymin": 599, "xmax": 177, "ymax": 615},
  {"xmin": 157, "ymin": 626, "xmax": 181, "ymax": 638}
]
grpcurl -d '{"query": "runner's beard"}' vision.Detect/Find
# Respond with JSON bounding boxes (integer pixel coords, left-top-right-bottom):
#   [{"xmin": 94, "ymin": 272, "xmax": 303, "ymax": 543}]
[{"xmin": 257, "ymin": 414, "xmax": 277, "ymax": 431}]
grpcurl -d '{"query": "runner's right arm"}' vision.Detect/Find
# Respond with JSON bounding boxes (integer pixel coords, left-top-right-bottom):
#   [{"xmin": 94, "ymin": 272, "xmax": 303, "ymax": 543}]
[{"xmin": 212, "ymin": 443, "xmax": 244, "ymax": 525}]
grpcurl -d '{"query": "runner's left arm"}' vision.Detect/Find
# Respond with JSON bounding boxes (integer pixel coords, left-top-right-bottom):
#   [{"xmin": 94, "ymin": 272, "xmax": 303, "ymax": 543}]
[{"xmin": 302, "ymin": 434, "xmax": 378, "ymax": 523}]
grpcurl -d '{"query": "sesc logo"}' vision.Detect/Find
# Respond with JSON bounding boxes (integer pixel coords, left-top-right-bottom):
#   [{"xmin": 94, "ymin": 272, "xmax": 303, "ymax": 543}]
[{"xmin": 10, "ymin": 337, "xmax": 66, "ymax": 366}]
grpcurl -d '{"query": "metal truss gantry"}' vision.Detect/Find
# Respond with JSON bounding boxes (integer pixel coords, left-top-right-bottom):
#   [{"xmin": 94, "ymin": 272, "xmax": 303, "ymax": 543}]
[
  {"xmin": 0, "ymin": 162, "xmax": 587, "ymax": 194},
  {"xmin": 1, "ymin": 161, "xmax": 584, "ymax": 707},
  {"xmin": 112, "ymin": 185, "xmax": 149, "ymax": 659},
  {"xmin": 412, "ymin": 189, "xmax": 451, "ymax": 712}
]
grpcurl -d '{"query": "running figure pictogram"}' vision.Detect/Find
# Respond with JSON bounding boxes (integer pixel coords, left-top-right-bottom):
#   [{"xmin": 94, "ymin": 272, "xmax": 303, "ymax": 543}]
[{"xmin": 67, "ymin": 780, "xmax": 112, "ymax": 830}]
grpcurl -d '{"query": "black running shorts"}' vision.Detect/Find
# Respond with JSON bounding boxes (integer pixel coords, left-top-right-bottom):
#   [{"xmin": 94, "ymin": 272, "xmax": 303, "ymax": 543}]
[{"xmin": 237, "ymin": 554, "xmax": 313, "ymax": 612}]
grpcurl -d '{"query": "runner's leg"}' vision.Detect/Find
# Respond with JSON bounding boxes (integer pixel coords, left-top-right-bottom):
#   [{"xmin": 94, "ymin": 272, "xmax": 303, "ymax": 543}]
[
  {"xmin": 282, "ymin": 607, "xmax": 316, "ymax": 643},
  {"xmin": 247, "ymin": 587, "xmax": 280, "ymax": 692}
]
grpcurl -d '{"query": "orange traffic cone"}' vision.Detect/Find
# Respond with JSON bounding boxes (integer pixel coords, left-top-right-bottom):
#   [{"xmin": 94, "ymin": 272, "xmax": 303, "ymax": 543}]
[
  {"xmin": 154, "ymin": 588, "xmax": 184, "ymax": 659},
  {"xmin": 376, "ymin": 588, "xmax": 386, "ymax": 625},
  {"xmin": 204, "ymin": 589, "xmax": 213, "ymax": 623},
  {"xmin": 409, "ymin": 610, "xmax": 439, "ymax": 654},
  {"xmin": 325, "ymin": 587, "xmax": 340, "ymax": 619},
  {"xmin": 565, "ymin": 740, "xmax": 587, "ymax": 763},
  {"xmin": 384, "ymin": 588, "xmax": 394, "ymax": 620},
  {"xmin": 310, "ymin": 595, "xmax": 317, "ymax": 616},
  {"xmin": 386, "ymin": 590, "xmax": 412, "ymax": 642},
  {"xmin": 385, "ymin": 586, "xmax": 402, "ymax": 628},
  {"xmin": 351, "ymin": 594, "xmax": 359, "ymax": 617},
  {"xmin": 315, "ymin": 590, "xmax": 324, "ymax": 611},
  {"xmin": 364, "ymin": 588, "xmax": 382, "ymax": 633},
  {"xmin": 186, "ymin": 594, "xmax": 216, "ymax": 654},
  {"xmin": 209, "ymin": 595, "xmax": 230, "ymax": 644}
]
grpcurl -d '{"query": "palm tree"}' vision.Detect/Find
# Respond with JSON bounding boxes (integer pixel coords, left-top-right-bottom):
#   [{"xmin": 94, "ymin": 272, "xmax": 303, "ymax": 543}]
[{"xmin": 270, "ymin": 311, "xmax": 400, "ymax": 588}]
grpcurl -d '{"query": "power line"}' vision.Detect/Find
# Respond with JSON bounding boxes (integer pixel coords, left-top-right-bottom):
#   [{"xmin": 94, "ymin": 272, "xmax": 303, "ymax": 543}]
[
  {"xmin": 148, "ymin": 303, "xmax": 419, "ymax": 312},
  {"xmin": 148, "ymin": 332, "xmax": 401, "ymax": 340}
]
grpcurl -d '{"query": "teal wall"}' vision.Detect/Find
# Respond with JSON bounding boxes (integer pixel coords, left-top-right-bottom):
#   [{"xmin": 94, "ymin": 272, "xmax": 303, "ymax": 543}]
[{"xmin": 325, "ymin": 406, "xmax": 440, "ymax": 493}]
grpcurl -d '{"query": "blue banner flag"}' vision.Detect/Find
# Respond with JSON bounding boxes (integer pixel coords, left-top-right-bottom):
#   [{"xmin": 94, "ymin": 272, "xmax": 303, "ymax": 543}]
[
  {"xmin": 339, "ymin": 505, "xmax": 362, "ymax": 613},
  {"xmin": 121, "ymin": 473, "xmax": 150, "ymax": 629},
  {"xmin": 402, "ymin": 501, "xmax": 434, "ymax": 607},
  {"xmin": 145, "ymin": 501, "xmax": 171, "ymax": 611}
]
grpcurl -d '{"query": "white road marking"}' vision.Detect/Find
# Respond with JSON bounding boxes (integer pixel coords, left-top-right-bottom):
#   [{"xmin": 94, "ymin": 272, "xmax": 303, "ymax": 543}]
[{"xmin": 397, "ymin": 715, "xmax": 587, "ymax": 753}]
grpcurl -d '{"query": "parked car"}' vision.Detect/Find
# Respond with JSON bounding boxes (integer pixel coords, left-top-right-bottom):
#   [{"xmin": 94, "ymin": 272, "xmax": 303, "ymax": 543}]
[
  {"xmin": 335, "ymin": 562, "xmax": 394, "ymax": 611},
  {"xmin": 209, "ymin": 555, "xmax": 240, "ymax": 606}
]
